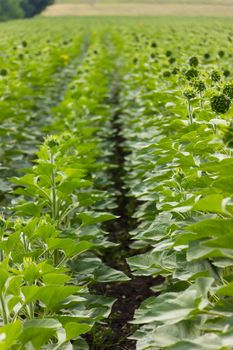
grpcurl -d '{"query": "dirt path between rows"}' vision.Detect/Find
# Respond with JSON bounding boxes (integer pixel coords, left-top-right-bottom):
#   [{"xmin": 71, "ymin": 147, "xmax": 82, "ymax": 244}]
[{"xmin": 43, "ymin": 3, "xmax": 233, "ymax": 16}]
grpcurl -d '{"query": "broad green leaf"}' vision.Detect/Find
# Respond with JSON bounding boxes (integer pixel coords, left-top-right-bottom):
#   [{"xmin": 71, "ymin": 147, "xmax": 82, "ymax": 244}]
[
  {"xmin": 20, "ymin": 318, "xmax": 62, "ymax": 349},
  {"xmin": 14, "ymin": 202, "xmax": 42, "ymax": 217},
  {"xmin": 93, "ymin": 265, "xmax": 130, "ymax": 282},
  {"xmin": 77, "ymin": 211, "xmax": 118, "ymax": 226},
  {"xmin": 192, "ymin": 195, "xmax": 228, "ymax": 214},
  {"xmin": 65, "ymin": 322, "xmax": 91, "ymax": 341},
  {"xmin": 217, "ymin": 282, "xmax": 233, "ymax": 296},
  {"xmin": 43, "ymin": 273, "xmax": 71, "ymax": 285},
  {"xmin": 47, "ymin": 238, "xmax": 92, "ymax": 257},
  {"xmin": 0, "ymin": 321, "xmax": 22, "ymax": 350},
  {"xmin": 36, "ymin": 285, "xmax": 80, "ymax": 310}
]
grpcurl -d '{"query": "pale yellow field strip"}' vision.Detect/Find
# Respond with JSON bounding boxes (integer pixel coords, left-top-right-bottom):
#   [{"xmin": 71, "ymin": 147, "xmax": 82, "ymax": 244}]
[{"xmin": 43, "ymin": 3, "xmax": 233, "ymax": 16}]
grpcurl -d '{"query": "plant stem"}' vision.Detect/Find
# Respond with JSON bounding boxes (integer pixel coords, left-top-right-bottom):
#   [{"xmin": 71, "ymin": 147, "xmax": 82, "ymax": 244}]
[
  {"xmin": 50, "ymin": 153, "xmax": 57, "ymax": 221},
  {"xmin": 50, "ymin": 152, "xmax": 60, "ymax": 265},
  {"xmin": 0, "ymin": 293, "xmax": 8, "ymax": 325},
  {"xmin": 200, "ymin": 91, "xmax": 203, "ymax": 108},
  {"xmin": 28, "ymin": 302, "xmax": 34, "ymax": 319},
  {"xmin": 0, "ymin": 249, "xmax": 3, "ymax": 262},
  {"xmin": 54, "ymin": 249, "xmax": 59, "ymax": 266},
  {"xmin": 188, "ymin": 100, "xmax": 193, "ymax": 124}
]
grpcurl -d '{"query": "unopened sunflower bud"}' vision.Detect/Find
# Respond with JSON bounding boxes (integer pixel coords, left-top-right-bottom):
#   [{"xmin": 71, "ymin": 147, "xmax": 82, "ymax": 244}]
[
  {"xmin": 223, "ymin": 123, "xmax": 233, "ymax": 147},
  {"xmin": 223, "ymin": 69, "xmax": 230, "ymax": 78},
  {"xmin": 183, "ymin": 87, "xmax": 196, "ymax": 100},
  {"xmin": 223, "ymin": 83, "xmax": 233, "ymax": 100},
  {"xmin": 172, "ymin": 67, "xmax": 179, "ymax": 75},
  {"xmin": 166, "ymin": 50, "xmax": 172, "ymax": 57},
  {"xmin": 194, "ymin": 80, "xmax": 206, "ymax": 93},
  {"xmin": 163, "ymin": 70, "xmax": 171, "ymax": 78},
  {"xmin": 22, "ymin": 40, "xmax": 28, "ymax": 48},
  {"xmin": 185, "ymin": 68, "xmax": 199, "ymax": 81},
  {"xmin": 151, "ymin": 41, "xmax": 157, "ymax": 48},
  {"xmin": 218, "ymin": 50, "xmax": 225, "ymax": 58},
  {"xmin": 204, "ymin": 52, "xmax": 210, "ymax": 60},
  {"xmin": 168, "ymin": 57, "xmax": 176, "ymax": 64},
  {"xmin": 0, "ymin": 69, "xmax": 7, "ymax": 76},
  {"xmin": 189, "ymin": 56, "xmax": 199, "ymax": 67},
  {"xmin": 211, "ymin": 94, "xmax": 231, "ymax": 114},
  {"xmin": 211, "ymin": 70, "xmax": 221, "ymax": 83},
  {"xmin": 46, "ymin": 136, "xmax": 60, "ymax": 149}
]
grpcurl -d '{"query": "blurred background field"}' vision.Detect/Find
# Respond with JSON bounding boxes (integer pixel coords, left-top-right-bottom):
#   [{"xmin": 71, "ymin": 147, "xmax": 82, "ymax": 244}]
[
  {"xmin": 56, "ymin": 0, "xmax": 233, "ymax": 4},
  {"xmin": 43, "ymin": 0, "xmax": 233, "ymax": 16}
]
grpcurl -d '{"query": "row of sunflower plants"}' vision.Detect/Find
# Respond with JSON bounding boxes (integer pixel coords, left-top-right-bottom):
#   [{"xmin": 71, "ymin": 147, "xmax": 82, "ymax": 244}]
[
  {"xmin": 0, "ymin": 23, "xmax": 89, "ymax": 207},
  {"xmin": 118, "ymin": 23, "xmax": 233, "ymax": 349},
  {"xmin": 0, "ymin": 27, "xmax": 128, "ymax": 349}
]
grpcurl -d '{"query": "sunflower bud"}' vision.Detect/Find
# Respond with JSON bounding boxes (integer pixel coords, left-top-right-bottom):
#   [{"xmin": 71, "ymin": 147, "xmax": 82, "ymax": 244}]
[
  {"xmin": 0, "ymin": 69, "xmax": 7, "ymax": 76},
  {"xmin": 204, "ymin": 52, "xmax": 210, "ymax": 60},
  {"xmin": 211, "ymin": 94, "xmax": 231, "ymax": 114},
  {"xmin": 189, "ymin": 56, "xmax": 199, "ymax": 67},
  {"xmin": 218, "ymin": 50, "xmax": 225, "ymax": 58},
  {"xmin": 151, "ymin": 41, "xmax": 157, "ymax": 48},
  {"xmin": 22, "ymin": 40, "xmax": 28, "ymax": 48},
  {"xmin": 172, "ymin": 67, "xmax": 179, "ymax": 75},
  {"xmin": 183, "ymin": 87, "xmax": 196, "ymax": 100},
  {"xmin": 46, "ymin": 136, "xmax": 60, "ymax": 149},
  {"xmin": 223, "ymin": 83, "xmax": 233, "ymax": 100},
  {"xmin": 223, "ymin": 123, "xmax": 233, "ymax": 147},
  {"xmin": 185, "ymin": 68, "xmax": 198, "ymax": 81},
  {"xmin": 211, "ymin": 70, "xmax": 221, "ymax": 83},
  {"xmin": 193, "ymin": 80, "xmax": 206, "ymax": 93},
  {"xmin": 166, "ymin": 50, "xmax": 172, "ymax": 57},
  {"xmin": 168, "ymin": 57, "xmax": 176, "ymax": 64},
  {"xmin": 163, "ymin": 70, "xmax": 171, "ymax": 78},
  {"xmin": 223, "ymin": 69, "xmax": 230, "ymax": 78}
]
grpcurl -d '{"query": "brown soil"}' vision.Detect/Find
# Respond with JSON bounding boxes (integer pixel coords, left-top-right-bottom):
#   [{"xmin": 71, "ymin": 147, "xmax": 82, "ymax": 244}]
[{"xmin": 85, "ymin": 276, "xmax": 164, "ymax": 350}]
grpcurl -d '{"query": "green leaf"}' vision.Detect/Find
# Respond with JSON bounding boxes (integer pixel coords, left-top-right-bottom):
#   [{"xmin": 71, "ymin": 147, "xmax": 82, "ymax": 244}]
[
  {"xmin": 0, "ymin": 321, "xmax": 22, "ymax": 350},
  {"xmin": 192, "ymin": 194, "xmax": 228, "ymax": 214},
  {"xmin": 37, "ymin": 285, "xmax": 80, "ymax": 310},
  {"xmin": 58, "ymin": 179, "xmax": 92, "ymax": 194},
  {"xmin": 43, "ymin": 273, "xmax": 71, "ymax": 285},
  {"xmin": 77, "ymin": 211, "xmax": 118, "ymax": 226},
  {"xmin": 132, "ymin": 279, "xmax": 213, "ymax": 325},
  {"xmin": 47, "ymin": 238, "xmax": 92, "ymax": 257},
  {"xmin": 187, "ymin": 218, "xmax": 233, "ymax": 238},
  {"xmin": 93, "ymin": 265, "xmax": 130, "ymax": 282},
  {"xmin": 20, "ymin": 318, "xmax": 62, "ymax": 349},
  {"xmin": 217, "ymin": 282, "xmax": 233, "ymax": 296},
  {"xmin": 65, "ymin": 323, "xmax": 91, "ymax": 341},
  {"xmin": 21, "ymin": 285, "xmax": 40, "ymax": 303},
  {"xmin": 14, "ymin": 202, "xmax": 42, "ymax": 217}
]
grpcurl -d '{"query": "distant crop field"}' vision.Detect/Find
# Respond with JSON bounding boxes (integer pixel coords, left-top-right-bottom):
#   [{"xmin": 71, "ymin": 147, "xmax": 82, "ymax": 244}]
[
  {"xmin": 43, "ymin": 2, "xmax": 233, "ymax": 16},
  {"xmin": 56, "ymin": 0, "xmax": 233, "ymax": 4}
]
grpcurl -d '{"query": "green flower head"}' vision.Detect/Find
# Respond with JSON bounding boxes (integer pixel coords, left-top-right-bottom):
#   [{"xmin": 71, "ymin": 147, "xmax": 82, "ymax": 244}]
[
  {"xmin": 189, "ymin": 56, "xmax": 199, "ymax": 67},
  {"xmin": 223, "ymin": 83, "xmax": 233, "ymax": 100},
  {"xmin": 211, "ymin": 94, "xmax": 231, "ymax": 114},
  {"xmin": 183, "ymin": 87, "xmax": 196, "ymax": 100}
]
